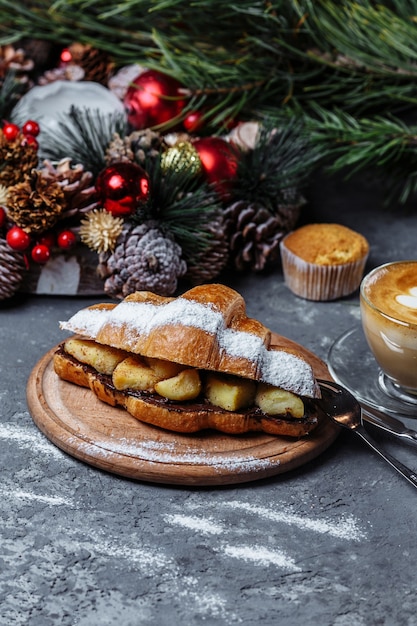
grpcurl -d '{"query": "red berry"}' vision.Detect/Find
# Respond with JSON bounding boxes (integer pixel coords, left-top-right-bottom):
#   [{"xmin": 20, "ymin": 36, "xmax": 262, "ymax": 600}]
[
  {"xmin": 31, "ymin": 244, "xmax": 50, "ymax": 264},
  {"xmin": 6, "ymin": 226, "xmax": 31, "ymax": 251},
  {"xmin": 0, "ymin": 207, "xmax": 6, "ymax": 229},
  {"xmin": 60, "ymin": 48, "xmax": 72, "ymax": 64},
  {"xmin": 57, "ymin": 230, "xmax": 76, "ymax": 249},
  {"xmin": 183, "ymin": 110, "xmax": 205, "ymax": 133},
  {"xmin": 22, "ymin": 120, "xmax": 40, "ymax": 137},
  {"xmin": 2, "ymin": 123, "xmax": 20, "ymax": 141},
  {"xmin": 23, "ymin": 135, "xmax": 39, "ymax": 150},
  {"xmin": 38, "ymin": 232, "xmax": 56, "ymax": 248}
]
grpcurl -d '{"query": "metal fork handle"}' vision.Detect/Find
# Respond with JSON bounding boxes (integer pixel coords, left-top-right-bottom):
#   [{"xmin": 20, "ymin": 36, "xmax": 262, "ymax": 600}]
[
  {"xmin": 355, "ymin": 423, "xmax": 417, "ymax": 488},
  {"xmin": 362, "ymin": 408, "xmax": 417, "ymax": 444}
]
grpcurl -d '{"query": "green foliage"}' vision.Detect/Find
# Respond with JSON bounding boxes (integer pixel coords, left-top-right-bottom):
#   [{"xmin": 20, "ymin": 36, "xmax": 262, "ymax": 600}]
[
  {"xmin": 134, "ymin": 154, "xmax": 224, "ymax": 264},
  {"xmin": 234, "ymin": 120, "xmax": 322, "ymax": 211},
  {"xmin": 3, "ymin": 1, "xmax": 417, "ymax": 203},
  {"xmin": 38, "ymin": 107, "xmax": 127, "ymax": 176}
]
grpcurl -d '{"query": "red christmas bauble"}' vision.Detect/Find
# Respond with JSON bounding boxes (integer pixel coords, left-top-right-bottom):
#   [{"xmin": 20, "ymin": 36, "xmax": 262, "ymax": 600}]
[
  {"xmin": 6, "ymin": 226, "xmax": 31, "ymax": 251},
  {"xmin": 192, "ymin": 137, "xmax": 239, "ymax": 199},
  {"xmin": 31, "ymin": 243, "xmax": 50, "ymax": 264},
  {"xmin": 124, "ymin": 69, "xmax": 185, "ymax": 130},
  {"xmin": 57, "ymin": 229, "xmax": 77, "ymax": 249},
  {"xmin": 96, "ymin": 162, "xmax": 150, "ymax": 217}
]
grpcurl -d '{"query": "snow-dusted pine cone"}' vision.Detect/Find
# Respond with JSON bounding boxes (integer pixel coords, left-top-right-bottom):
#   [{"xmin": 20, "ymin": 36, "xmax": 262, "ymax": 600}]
[
  {"xmin": 98, "ymin": 221, "xmax": 187, "ymax": 298},
  {"xmin": 224, "ymin": 200, "xmax": 289, "ymax": 272},
  {"xmin": 0, "ymin": 237, "xmax": 27, "ymax": 300},
  {"xmin": 105, "ymin": 130, "xmax": 163, "ymax": 166}
]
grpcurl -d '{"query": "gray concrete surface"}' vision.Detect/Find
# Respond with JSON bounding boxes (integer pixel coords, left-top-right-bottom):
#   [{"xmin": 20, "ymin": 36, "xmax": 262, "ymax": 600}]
[{"xmin": 1, "ymin": 172, "xmax": 417, "ymax": 626}]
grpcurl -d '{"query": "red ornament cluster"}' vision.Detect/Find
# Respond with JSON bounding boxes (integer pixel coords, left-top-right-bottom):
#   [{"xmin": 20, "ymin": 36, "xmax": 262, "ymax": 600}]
[
  {"xmin": 0, "ymin": 118, "xmax": 80, "ymax": 265},
  {"xmin": 3, "ymin": 224, "xmax": 77, "ymax": 265},
  {"xmin": 2, "ymin": 119, "xmax": 40, "ymax": 150}
]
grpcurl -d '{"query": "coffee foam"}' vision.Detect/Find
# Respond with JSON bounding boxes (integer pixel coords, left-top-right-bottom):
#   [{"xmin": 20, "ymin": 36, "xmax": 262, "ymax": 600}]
[{"xmin": 362, "ymin": 262, "xmax": 417, "ymax": 325}]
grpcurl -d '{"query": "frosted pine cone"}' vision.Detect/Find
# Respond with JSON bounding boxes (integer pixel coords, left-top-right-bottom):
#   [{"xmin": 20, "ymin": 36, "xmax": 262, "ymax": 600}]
[
  {"xmin": 98, "ymin": 221, "xmax": 187, "ymax": 298},
  {"xmin": 105, "ymin": 130, "xmax": 163, "ymax": 166},
  {"xmin": 0, "ymin": 237, "xmax": 27, "ymax": 299}
]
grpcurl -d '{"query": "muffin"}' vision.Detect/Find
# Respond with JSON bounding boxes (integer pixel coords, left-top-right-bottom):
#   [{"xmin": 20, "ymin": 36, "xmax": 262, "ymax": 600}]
[{"xmin": 280, "ymin": 223, "xmax": 369, "ymax": 301}]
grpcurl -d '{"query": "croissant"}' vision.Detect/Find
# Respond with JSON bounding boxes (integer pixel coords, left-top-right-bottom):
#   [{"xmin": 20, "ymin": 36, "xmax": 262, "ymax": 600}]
[{"xmin": 54, "ymin": 284, "xmax": 321, "ymax": 437}]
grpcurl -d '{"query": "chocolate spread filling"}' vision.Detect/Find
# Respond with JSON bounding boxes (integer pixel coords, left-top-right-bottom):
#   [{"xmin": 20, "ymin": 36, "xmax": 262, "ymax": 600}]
[{"xmin": 57, "ymin": 346, "xmax": 319, "ymax": 427}]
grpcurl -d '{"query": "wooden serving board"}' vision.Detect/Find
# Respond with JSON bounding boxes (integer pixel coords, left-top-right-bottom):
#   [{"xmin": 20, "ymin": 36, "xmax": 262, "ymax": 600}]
[{"xmin": 26, "ymin": 334, "xmax": 340, "ymax": 486}]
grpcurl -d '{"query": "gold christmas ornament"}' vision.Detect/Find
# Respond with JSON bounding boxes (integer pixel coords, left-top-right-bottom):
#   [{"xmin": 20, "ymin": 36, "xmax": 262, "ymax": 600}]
[
  {"xmin": 160, "ymin": 141, "xmax": 202, "ymax": 176},
  {"xmin": 79, "ymin": 209, "xmax": 124, "ymax": 253}
]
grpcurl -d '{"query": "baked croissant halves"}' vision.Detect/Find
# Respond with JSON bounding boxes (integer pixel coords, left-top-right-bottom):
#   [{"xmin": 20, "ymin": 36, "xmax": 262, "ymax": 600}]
[{"xmin": 54, "ymin": 284, "xmax": 322, "ymax": 437}]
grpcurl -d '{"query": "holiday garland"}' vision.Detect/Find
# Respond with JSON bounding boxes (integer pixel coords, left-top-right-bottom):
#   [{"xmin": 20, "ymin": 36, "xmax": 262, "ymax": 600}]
[
  {"xmin": 1, "ymin": 1, "xmax": 417, "ymax": 299},
  {"xmin": 0, "ymin": 44, "xmax": 317, "ymax": 299}
]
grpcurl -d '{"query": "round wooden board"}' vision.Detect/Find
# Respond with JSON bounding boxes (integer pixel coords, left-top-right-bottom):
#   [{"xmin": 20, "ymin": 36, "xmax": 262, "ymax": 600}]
[{"xmin": 26, "ymin": 334, "xmax": 340, "ymax": 486}]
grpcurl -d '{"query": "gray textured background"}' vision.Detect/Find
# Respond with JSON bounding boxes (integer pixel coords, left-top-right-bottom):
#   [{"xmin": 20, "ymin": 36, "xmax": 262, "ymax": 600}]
[{"xmin": 1, "ymin": 172, "xmax": 417, "ymax": 626}]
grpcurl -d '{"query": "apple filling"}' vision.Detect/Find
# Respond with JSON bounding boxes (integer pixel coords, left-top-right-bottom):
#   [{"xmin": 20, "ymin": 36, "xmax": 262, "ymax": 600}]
[{"xmin": 63, "ymin": 337, "xmax": 306, "ymax": 418}]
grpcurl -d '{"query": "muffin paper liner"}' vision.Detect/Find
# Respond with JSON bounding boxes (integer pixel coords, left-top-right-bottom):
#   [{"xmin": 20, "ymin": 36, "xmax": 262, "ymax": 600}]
[{"xmin": 280, "ymin": 240, "xmax": 368, "ymax": 301}]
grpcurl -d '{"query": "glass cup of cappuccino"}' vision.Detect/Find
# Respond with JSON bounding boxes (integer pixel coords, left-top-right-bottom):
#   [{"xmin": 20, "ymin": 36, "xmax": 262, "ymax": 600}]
[{"xmin": 360, "ymin": 260, "xmax": 417, "ymax": 400}]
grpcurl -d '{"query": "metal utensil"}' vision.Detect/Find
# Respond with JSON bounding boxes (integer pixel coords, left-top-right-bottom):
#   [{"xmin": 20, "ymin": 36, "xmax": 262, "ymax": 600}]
[
  {"xmin": 317, "ymin": 379, "xmax": 417, "ymax": 489},
  {"xmin": 361, "ymin": 406, "xmax": 417, "ymax": 445}
]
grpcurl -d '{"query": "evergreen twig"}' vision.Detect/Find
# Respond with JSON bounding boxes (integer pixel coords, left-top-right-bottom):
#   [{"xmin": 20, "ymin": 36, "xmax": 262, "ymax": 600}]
[
  {"xmin": 38, "ymin": 107, "xmax": 127, "ymax": 176},
  {"xmin": 135, "ymin": 155, "xmax": 224, "ymax": 264}
]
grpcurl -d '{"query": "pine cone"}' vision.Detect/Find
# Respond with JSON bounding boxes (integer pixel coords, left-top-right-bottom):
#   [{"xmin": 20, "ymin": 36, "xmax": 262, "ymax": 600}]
[
  {"xmin": 0, "ymin": 237, "xmax": 27, "ymax": 300},
  {"xmin": 20, "ymin": 38, "xmax": 59, "ymax": 71},
  {"xmin": 185, "ymin": 214, "xmax": 230, "ymax": 284},
  {"xmin": 0, "ymin": 44, "xmax": 34, "ymax": 84},
  {"xmin": 0, "ymin": 131, "xmax": 38, "ymax": 187},
  {"xmin": 98, "ymin": 221, "xmax": 187, "ymax": 298},
  {"xmin": 7, "ymin": 171, "xmax": 66, "ymax": 235},
  {"xmin": 224, "ymin": 200, "xmax": 288, "ymax": 272},
  {"xmin": 39, "ymin": 158, "xmax": 99, "ymax": 219},
  {"xmin": 274, "ymin": 187, "xmax": 304, "ymax": 230},
  {"xmin": 105, "ymin": 130, "xmax": 163, "ymax": 166},
  {"xmin": 37, "ymin": 65, "xmax": 85, "ymax": 85},
  {"xmin": 67, "ymin": 43, "xmax": 114, "ymax": 85}
]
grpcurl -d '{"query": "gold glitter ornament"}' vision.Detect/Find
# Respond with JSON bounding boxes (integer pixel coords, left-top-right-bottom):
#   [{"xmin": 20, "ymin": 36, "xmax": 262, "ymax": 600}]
[
  {"xmin": 160, "ymin": 141, "xmax": 202, "ymax": 176},
  {"xmin": 79, "ymin": 209, "xmax": 124, "ymax": 253}
]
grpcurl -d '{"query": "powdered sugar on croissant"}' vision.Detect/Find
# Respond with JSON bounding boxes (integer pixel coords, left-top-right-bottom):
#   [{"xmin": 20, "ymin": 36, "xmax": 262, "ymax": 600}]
[{"xmin": 60, "ymin": 284, "xmax": 320, "ymax": 399}]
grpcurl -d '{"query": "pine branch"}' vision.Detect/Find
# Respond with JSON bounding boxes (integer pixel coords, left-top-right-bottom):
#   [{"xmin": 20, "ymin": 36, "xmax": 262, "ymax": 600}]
[
  {"xmin": 134, "ymin": 154, "xmax": 224, "ymax": 263},
  {"xmin": 0, "ymin": 70, "xmax": 27, "ymax": 119},
  {"xmin": 234, "ymin": 119, "xmax": 322, "ymax": 211},
  {"xmin": 38, "ymin": 107, "xmax": 127, "ymax": 176},
  {"xmin": 297, "ymin": 104, "xmax": 417, "ymax": 204}
]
